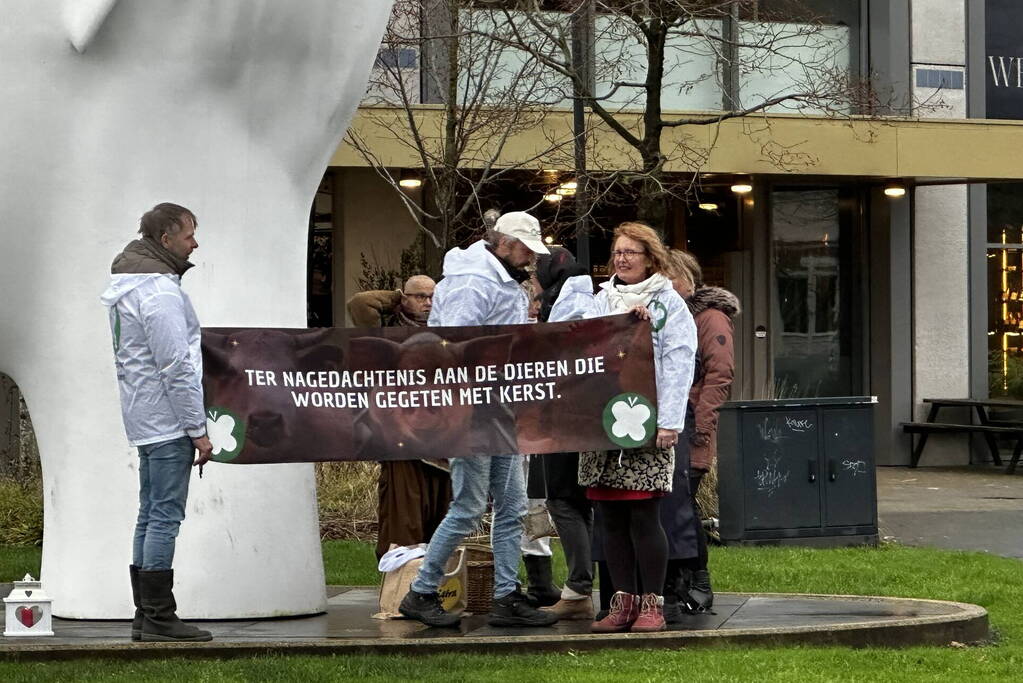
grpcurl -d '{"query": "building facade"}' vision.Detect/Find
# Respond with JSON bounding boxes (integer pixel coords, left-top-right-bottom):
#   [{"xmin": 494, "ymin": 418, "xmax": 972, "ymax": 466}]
[{"xmin": 315, "ymin": 0, "xmax": 1023, "ymax": 467}]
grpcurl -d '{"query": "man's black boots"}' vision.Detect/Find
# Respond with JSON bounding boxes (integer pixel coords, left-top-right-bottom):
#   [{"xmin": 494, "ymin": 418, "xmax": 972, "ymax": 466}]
[
  {"xmin": 488, "ymin": 588, "xmax": 560, "ymax": 627},
  {"xmin": 523, "ymin": 555, "xmax": 561, "ymax": 607},
  {"xmin": 662, "ymin": 560, "xmax": 685, "ymax": 625},
  {"xmin": 684, "ymin": 569, "xmax": 714, "ymax": 613},
  {"xmin": 129, "ymin": 565, "xmax": 144, "ymax": 641},
  {"xmin": 399, "ymin": 588, "xmax": 461, "ymax": 627},
  {"xmin": 138, "ymin": 569, "xmax": 213, "ymax": 642}
]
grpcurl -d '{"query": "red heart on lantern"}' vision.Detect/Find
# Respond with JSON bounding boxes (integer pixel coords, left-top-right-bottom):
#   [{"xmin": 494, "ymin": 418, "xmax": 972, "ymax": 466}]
[{"xmin": 16, "ymin": 606, "xmax": 42, "ymax": 628}]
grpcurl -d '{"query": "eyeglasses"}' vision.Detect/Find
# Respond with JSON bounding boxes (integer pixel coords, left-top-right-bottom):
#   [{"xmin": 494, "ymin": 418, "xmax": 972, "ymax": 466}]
[
  {"xmin": 611, "ymin": 249, "xmax": 646, "ymax": 260},
  {"xmin": 404, "ymin": 293, "xmax": 433, "ymax": 302}
]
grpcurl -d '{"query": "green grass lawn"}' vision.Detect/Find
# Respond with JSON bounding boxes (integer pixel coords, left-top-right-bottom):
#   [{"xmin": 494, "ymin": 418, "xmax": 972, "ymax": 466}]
[
  {"xmin": 2, "ymin": 542, "xmax": 1021, "ymax": 681},
  {"xmin": 0, "ymin": 545, "xmax": 41, "ymax": 584}
]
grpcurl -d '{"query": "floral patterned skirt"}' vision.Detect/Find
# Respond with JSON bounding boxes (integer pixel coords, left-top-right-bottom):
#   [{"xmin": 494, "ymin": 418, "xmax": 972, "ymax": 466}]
[{"xmin": 577, "ymin": 444, "xmax": 675, "ymax": 494}]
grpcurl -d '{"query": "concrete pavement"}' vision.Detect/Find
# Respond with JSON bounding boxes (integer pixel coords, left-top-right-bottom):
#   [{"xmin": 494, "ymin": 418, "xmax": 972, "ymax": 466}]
[
  {"xmin": 0, "ymin": 588, "xmax": 988, "ymax": 661},
  {"xmin": 877, "ymin": 466, "xmax": 1023, "ymax": 559}
]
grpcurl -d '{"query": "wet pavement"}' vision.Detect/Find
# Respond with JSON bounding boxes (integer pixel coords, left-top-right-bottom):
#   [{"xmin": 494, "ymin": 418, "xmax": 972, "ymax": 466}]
[
  {"xmin": 0, "ymin": 586, "xmax": 987, "ymax": 660},
  {"xmin": 877, "ymin": 465, "xmax": 1023, "ymax": 558}
]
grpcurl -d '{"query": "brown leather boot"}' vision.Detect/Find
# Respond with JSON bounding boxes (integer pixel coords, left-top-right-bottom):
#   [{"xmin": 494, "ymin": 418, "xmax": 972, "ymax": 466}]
[
  {"xmin": 630, "ymin": 593, "xmax": 667, "ymax": 632},
  {"xmin": 590, "ymin": 591, "xmax": 639, "ymax": 633},
  {"xmin": 541, "ymin": 597, "xmax": 595, "ymax": 621}
]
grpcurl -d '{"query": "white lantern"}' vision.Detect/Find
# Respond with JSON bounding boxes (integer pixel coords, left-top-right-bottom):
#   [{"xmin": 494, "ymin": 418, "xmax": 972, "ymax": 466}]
[{"xmin": 4, "ymin": 574, "xmax": 54, "ymax": 637}]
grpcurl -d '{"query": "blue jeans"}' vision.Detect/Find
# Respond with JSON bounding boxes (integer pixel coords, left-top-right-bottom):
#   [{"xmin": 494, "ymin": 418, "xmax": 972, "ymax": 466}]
[
  {"xmin": 132, "ymin": 436, "xmax": 193, "ymax": 570},
  {"xmin": 412, "ymin": 454, "xmax": 527, "ymax": 599}
]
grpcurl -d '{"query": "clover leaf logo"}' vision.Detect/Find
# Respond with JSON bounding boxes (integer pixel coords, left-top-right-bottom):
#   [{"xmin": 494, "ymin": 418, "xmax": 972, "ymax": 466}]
[
  {"xmin": 206, "ymin": 406, "xmax": 245, "ymax": 462},
  {"xmin": 602, "ymin": 393, "xmax": 656, "ymax": 448},
  {"xmin": 648, "ymin": 300, "xmax": 668, "ymax": 332}
]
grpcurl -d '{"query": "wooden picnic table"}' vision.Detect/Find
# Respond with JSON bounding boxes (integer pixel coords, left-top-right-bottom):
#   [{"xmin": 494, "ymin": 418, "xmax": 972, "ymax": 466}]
[{"xmin": 902, "ymin": 397, "xmax": 1023, "ymax": 473}]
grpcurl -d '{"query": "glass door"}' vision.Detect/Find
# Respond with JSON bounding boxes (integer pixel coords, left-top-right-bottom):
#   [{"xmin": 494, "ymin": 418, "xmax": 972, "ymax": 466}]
[{"xmin": 769, "ymin": 188, "xmax": 863, "ymax": 398}]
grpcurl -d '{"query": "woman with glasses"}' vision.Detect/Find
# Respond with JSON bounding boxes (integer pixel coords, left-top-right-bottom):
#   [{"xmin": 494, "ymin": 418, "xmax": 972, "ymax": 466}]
[{"xmin": 551, "ymin": 222, "xmax": 697, "ymax": 632}]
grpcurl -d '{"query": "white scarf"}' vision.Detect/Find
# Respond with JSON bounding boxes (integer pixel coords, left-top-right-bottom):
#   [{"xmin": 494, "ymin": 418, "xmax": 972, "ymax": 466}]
[{"xmin": 604, "ymin": 272, "xmax": 669, "ymax": 314}]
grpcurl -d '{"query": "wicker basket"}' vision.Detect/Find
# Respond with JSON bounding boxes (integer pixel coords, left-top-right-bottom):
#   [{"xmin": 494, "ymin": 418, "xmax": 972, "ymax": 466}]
[{"xmin": 461, "ymin": 542, "xmax": 494, "ymax": 614}]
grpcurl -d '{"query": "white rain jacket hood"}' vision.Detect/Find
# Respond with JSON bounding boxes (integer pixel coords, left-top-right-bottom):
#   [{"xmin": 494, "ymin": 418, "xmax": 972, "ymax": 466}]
[
  {"xmin": 550, "ymin": 274, "xmax": 697, "ymax": 432},
  {"xmin": 100, "ymin": 274, "xmax": 207, "ymax": 446},
  {"xmin": 429, "ymin": 240, "xmax": 529, "ymax": 327}
]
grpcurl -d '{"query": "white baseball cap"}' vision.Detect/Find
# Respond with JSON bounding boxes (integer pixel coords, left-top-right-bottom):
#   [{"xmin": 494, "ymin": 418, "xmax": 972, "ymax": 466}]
[{"xmin": 493, "ymin": 211, "xmax": 550, "ymax": 255}]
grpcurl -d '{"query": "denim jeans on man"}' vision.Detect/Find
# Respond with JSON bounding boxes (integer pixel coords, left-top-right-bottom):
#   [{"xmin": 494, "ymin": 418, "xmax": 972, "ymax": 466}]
[
  {"xmin": 132, "ymin": 436, "xmax": 193, "ymax": 570},
  {"xmin": 412, "ymin": 454, "xmax": 527, "ymax": 598}
]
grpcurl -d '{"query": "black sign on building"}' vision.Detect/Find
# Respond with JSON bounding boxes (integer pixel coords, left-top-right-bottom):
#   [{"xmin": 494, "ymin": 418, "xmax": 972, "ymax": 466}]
[{"xmin": 987, "ymin": 0, "xmax": 1023, "ymax": 119}]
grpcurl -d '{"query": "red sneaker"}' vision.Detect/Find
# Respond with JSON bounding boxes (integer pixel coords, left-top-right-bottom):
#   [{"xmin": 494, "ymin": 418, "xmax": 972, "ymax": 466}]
[
  {"xmin": 630, "ymin": 594, "xmax": 666, "ymax": 632},
  {"xmin": 590, "ymin": 591, "xmax": 639, "ymax": 633}
]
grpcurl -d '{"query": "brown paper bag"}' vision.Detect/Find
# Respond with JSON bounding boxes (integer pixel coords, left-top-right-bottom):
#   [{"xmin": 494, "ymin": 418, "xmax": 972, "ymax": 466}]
[{"xmin": 374, "ymin": 545, "xmax": 467, "ymax": 619}]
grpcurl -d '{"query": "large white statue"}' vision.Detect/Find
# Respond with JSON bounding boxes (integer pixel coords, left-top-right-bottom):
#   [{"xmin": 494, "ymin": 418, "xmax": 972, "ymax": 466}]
[{"xmin": 0, "ymin": 0, "xmax": 392, "ymax": 618}]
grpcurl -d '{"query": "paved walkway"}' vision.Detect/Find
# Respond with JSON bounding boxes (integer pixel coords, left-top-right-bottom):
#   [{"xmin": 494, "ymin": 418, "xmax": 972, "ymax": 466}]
[
  {"xmin": 0, "ymin": 588, "xmax": 987, "ymax": 661},
  {"xmin": 877, "ymin": 465, "xmax": 1023, "ymax": 559}
]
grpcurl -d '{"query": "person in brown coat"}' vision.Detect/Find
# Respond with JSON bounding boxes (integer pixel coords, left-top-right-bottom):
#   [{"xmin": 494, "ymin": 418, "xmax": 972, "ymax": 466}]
[
  {"xmin": 668, "ymin": 250, "xmax": 740, "ymax": 614},
  {"xmin": 347, "ymin": 275, "xmax": 436, "ymax": 328},
  {"xmin": 346, "ymin": 275, "xmax": 453, "ymax": 560}
]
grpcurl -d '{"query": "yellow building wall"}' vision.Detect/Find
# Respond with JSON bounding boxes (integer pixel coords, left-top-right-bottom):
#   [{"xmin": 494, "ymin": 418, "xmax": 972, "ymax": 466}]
[{"xmin": 333, "ymin": 107, "xmax": 1023, "ymax": 181}]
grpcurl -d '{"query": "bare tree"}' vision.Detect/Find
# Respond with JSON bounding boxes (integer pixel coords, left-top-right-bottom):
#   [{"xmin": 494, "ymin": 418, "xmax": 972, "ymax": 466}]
[
  {"xmin": 475, "ymin": 0, "xmax": 883, "ymax": 232},
  {"xmin": 345, "ymin": 0, "xmax": 578, "ymax": 272}
]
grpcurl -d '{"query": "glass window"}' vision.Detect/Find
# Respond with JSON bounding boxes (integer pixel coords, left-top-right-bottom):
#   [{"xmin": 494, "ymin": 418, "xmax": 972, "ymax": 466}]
[
  {"xmin": 987, "ymin": 183, "xmax": 1023, "ymax": 398},
  {"xmin": 739, "ymin": 0, "xmax": 861, "ymax": 26},
  {"xmin": 456, "ymin": 9, "xmax": 572, "ymax": 107},
  {"xmin": 987, "ymin": 183, "xmax": 1023, "ymax": 244},
  {"xmin": 593, "ymin": 15, "xmax": 724, "ymax": 112},
  {"xmin": 737, "ymin": 0, "xmax": 860, "ymax": 115},
  {"xmin": 771, "ymin": 189, "xmax": 860, "ymax": 398}
]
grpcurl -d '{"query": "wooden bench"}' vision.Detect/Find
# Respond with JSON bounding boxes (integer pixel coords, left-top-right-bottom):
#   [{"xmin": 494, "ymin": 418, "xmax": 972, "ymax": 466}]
[{"xmin": 902, "ymin": 422, "xmax": 1023, "ymax": 474}]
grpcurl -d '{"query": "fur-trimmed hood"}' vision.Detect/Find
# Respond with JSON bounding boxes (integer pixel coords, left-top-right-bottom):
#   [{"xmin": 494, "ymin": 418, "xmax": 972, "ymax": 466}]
[{"xmin": 686, "ymin": 286, "xmax": 741, "ymax": 319}]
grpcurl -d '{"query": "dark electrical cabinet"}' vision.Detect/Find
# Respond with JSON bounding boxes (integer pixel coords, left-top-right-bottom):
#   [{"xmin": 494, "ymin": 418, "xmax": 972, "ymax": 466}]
[{"xmin": 718, "ymin": 397, "xmax": 878, "ymax": 546}]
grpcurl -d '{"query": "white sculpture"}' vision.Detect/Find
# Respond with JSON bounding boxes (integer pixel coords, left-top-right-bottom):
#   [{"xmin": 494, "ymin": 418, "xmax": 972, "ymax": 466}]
[{"xmin": 0, "ymin": 0, "xmax": 393, "ymax": 618}]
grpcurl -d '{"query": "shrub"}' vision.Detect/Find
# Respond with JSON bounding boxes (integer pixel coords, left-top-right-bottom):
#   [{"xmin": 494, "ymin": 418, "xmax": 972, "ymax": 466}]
[
  {"xmin": 355, "ymin": 239, "xmax": 426, "ymax": 292},
  {"xmin": 316, "ymin": 461, "xmax": 379, "ymax": 540},
  {"xmin": 0, "ymin": 462, "xmax": 382, "ymax": 546},
  {"xmin": 0, "ymin": 475, "xmax": 43, "ymax": 546}
]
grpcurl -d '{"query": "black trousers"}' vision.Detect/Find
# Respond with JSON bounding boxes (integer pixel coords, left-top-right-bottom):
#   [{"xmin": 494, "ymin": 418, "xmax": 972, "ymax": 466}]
[{"xmin": 547, "ymin": 496, "xmax": 594, "ymax": 596}]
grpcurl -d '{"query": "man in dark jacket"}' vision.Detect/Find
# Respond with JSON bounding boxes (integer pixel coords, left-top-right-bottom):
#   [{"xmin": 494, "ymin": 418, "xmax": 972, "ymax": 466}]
[
  {"xmin": 101, "ymin": 203, "xmax": 213, "ymax": 643},
  {"xmin": 346, "ymin": 275, "xmax": 453, "ymax": 560}
]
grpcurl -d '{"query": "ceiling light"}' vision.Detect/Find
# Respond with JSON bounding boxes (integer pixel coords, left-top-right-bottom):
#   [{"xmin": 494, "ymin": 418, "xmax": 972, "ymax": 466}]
[
  {"xmin": 544, "ymin": 193, "xmax": 562, "ymax": 202},
  {"xmin": 884, "ymin": 185, "xmax": 906, "ymax": 198},
  {"xmin": 731, "ymin": 183, "xmax": 753, "ymax": 194},
  {"xmin": 556, "ymin": 187, "xmax": 576, "ymax": 196},
  {"xmin": 559, "ymin": 180, "xmax": 578, "ymax": 190},
  {"xmin": 398, "ymin": 169, "xmax": 422, "ymax": 188},
  {"xmin": 698, "ymin": 202, "xmax": 719, "ymax": 211}
]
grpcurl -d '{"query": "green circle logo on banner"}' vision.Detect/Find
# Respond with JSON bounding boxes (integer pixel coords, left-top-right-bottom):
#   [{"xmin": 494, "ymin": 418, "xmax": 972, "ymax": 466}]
[
  {"xmin": 648, "ymin": 300, "xmax": 668, "ymax": 332},
  {"xmin": 602, "ymin": 393, "xmax": 657, "ymax": 448},
  {"xmin": 206, "ymin": 406, "xmax": 246, "ymax": 462}
]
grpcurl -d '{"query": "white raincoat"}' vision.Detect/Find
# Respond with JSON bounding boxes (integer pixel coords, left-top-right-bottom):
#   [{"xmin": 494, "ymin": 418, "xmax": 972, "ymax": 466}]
[
  {"xmin": 100, "ymin": 274, "xmax": 206, "ymax": 446},
  {"xmin": 428, "ymin": 240, "xmax": 529, "ymax": 327},
  {"xmin": 551, "ymin": 274, "xmax": 697, "ymax": 432}
]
